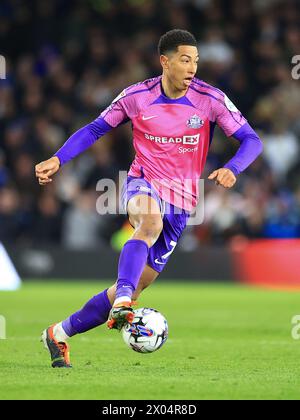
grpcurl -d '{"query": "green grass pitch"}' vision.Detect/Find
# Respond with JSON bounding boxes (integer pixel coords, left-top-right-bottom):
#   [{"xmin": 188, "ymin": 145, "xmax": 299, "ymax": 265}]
[{"xmin": 1, "ymin": 281, "xmax": 300, "ymax": 400}]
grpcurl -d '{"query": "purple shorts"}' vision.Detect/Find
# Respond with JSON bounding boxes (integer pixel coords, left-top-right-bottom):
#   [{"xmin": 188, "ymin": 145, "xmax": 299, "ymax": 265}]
[{"xmin": 121, "ymin": 176, "xmax": 190, "ymax": 273}]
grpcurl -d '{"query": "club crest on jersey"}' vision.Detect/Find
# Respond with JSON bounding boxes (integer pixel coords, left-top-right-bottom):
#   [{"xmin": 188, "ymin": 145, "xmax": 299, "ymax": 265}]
[{"xmin": 186, "ymin": 115, "xmax": 204, "ymax": 129}]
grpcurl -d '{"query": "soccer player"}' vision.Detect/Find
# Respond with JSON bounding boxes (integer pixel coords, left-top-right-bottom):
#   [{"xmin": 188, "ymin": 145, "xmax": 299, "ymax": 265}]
[{"xmin": 36, "ymin": 29, "xmax": 263, "ymax": 367}]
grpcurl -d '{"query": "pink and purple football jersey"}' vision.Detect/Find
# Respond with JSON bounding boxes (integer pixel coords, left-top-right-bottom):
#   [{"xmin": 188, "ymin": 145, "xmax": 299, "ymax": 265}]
[
  {"xmin": 55, "ymin": 76, "xmax": 262, "ymax": 211},
  {"xmin": 100, "ymin": 76, "xmax": 247, "ymax": 211}
]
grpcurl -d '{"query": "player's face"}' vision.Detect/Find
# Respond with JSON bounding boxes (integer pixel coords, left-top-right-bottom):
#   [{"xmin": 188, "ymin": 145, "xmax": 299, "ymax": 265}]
[{"xmin": 162, "ymin": 45, "xmax": 199, "ymax": 91}]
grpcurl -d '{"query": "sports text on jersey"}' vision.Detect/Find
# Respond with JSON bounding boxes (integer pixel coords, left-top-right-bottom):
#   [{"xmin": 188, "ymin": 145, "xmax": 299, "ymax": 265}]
[{"xmin": 144, "ymin": 133, "xmax": 200, "ymax": 145}]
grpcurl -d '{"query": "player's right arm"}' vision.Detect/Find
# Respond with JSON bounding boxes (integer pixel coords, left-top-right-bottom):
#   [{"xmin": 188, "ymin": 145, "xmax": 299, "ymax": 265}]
[
  {"xmin": 35, "ymin": 89, "xmax": 130, "ymax": 186},
  {"xmin": 35, "ymin": 156, "xmax": 61, "ymax": 185}
]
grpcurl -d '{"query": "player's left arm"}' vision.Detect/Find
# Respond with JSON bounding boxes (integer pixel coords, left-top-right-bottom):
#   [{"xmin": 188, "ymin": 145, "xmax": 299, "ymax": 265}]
[{"xmin": 208, "ymin": 94, "xmax": 263, "ymax": 188}]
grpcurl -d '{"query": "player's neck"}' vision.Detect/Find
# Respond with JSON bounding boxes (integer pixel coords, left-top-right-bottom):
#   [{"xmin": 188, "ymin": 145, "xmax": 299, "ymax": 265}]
[{"xmin": 161, "ymin": 75, "xmax": 187, "ymax": 99}]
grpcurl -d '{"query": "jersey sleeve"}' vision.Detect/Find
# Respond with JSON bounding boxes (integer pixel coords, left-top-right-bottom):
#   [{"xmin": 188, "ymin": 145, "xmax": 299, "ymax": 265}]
[
  {"xmin": 54, "ymin": 117, "xmax": 113, "ymax": 166},
  {"xmin": 223, "ymin": 123, "xmax": 263, "ymax": 175},
  {"xmin": 212, "ymin": 92, "xmax": 247, "ymax": 137},
  {"xmin": 100, "ymin": 88, "xmax": 136, "ymax": 127},
  {"xmin": 53, "ymin": 86, "xmax": 137, "ymax": 166}
]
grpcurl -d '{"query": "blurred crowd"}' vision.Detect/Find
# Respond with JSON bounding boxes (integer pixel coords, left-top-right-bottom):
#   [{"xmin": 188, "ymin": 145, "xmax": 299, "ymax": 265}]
[{"xmin": 0, "ymin": 0, "xmax": 300, "ymax": 250}]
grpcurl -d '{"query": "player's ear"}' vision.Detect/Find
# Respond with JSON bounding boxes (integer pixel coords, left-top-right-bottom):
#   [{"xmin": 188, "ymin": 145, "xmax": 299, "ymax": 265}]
[{"xmin": 160, "ymin": 55, "xmax": 169, "ymax": 70}]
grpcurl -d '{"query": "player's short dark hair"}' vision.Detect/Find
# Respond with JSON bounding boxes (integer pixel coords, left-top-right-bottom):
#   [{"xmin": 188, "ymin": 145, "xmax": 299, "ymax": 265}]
[{"xmin": 158, "ymin": 29, "xmax": 197, "ymax": 55}]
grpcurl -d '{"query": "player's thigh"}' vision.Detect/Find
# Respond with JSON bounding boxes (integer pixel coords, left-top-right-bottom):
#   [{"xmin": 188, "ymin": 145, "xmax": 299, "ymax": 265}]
[{"xmin": 107, "ymin": 264, "xmax": 159, "ymax": 304}]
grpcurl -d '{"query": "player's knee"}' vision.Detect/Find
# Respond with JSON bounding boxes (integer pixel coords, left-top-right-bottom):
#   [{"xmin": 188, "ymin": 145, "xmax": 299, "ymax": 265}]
[{"xmin": 138, "ymin": 217, "xmax": 163, "ymax": 245}]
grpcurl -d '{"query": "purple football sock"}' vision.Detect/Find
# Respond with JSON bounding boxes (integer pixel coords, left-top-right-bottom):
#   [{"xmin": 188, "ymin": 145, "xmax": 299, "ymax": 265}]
[
  {"xmin": 62, "ymin": 288, "xmax": 112, "ymax": 336},
  {"xmin": 115, "ymin": 239, "xmax": 149, "ymax": 302}
]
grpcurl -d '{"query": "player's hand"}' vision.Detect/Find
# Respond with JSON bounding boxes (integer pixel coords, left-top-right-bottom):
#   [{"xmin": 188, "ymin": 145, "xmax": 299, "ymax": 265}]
[
  {"xmin": 208, "ymin": 168, "xmax": 236, "ymax": 188},
  {"xmin": 35, "ymin": 156, "xmax": 60, "ymax": 186}
]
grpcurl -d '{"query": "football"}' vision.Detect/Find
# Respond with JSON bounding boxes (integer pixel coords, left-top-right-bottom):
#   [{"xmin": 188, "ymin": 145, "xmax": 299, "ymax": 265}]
[{"xmin": 122, "ymin": 308, "xmax": 168, "ymax": 353}]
